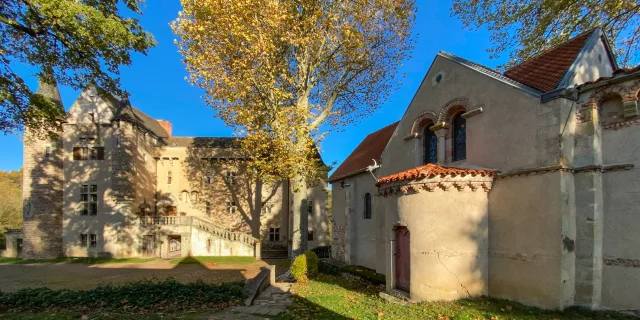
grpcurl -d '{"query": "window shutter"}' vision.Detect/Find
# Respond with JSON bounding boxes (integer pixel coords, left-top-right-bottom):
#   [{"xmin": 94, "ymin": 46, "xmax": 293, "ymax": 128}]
[{"xmin": 97, "ymin": 147, "xmax": 104, "ymax": 160}]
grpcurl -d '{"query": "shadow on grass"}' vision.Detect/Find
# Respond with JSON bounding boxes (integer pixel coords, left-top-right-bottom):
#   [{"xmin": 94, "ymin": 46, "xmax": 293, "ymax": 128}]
[
  {"xmin": 169, "ymin": 256, "xmax": 255, "ymax": 265},
  {"xmin": 0, "ymin": 257, "xmax": 157, "ymax": 265},
  {"xmin": 274, "ymin": 274, "xmax": 638, "ymax": 320}
]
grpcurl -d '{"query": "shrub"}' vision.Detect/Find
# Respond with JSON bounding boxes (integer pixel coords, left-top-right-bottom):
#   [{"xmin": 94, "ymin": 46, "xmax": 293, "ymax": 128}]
[
  {"xmin": 310, "ymin": 245, "xmax": 331, "ymax": 259},
  {"xmin": 291, "ymin": 251, "xmax": 319, "ymax": 281},
  {"xmin": 0, "ymin": 278, "xmax": 245, "ymax": 313}
]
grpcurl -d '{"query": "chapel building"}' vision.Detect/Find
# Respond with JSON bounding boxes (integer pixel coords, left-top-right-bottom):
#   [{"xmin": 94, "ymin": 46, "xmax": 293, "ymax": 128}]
[{"xmin": 329, "ymin": 28, "xmax": 640, "ymax": 312}]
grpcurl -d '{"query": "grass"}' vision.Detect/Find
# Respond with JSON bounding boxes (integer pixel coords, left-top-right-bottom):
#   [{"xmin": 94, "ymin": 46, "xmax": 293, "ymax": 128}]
[
  {"xmin": 274, "ymin": 274, "xmax": 637, "ymax": 320},
  {"xmin": 0, "ymin": 257, "xmax": 156, "ymax": 265},
  {"xmin": 169, "ymin": 256, "xmax": 255, "ymax": 265},
  {"xmin": 0, "ymin": 311, "xmax": 212, "ymax": 320}
]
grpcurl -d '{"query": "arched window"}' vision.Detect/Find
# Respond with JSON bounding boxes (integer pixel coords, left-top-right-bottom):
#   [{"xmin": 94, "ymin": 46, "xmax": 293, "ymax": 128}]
[
  {"xmin": 181, "ymin": 190, "xmax": 189, "ymax": 203},
  {"xmin": 452, "ymin": 113, "xmax": 466, "ymax": 161},
  {"xmin": 191, "ymin": 191, "xmax": 199, "ymax": 203},
  {"xmin": 423, "ymin": 126, "xmax": 437, "ymax": 164},
  {"xmin": 364, "ymin": 193, "xmax": 372, "ymax": 219}
]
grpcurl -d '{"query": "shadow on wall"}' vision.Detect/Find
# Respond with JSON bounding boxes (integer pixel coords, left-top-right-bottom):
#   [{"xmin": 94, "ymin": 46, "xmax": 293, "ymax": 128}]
[{"xmin": 182, "ymin": 140, "xmax": 283, "ymax": 241}]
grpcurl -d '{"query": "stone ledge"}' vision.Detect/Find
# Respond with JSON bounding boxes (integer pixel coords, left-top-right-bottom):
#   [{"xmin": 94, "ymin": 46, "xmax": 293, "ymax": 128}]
[{"xmin": 243, "ymin": 265, "xmax": 275, "ymax": 306}]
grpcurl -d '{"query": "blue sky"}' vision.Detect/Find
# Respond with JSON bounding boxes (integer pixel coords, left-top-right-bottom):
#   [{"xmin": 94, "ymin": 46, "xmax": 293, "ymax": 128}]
[{"xmin": 0, "ymin": 1, "xmax": 509, "ymax": 173}]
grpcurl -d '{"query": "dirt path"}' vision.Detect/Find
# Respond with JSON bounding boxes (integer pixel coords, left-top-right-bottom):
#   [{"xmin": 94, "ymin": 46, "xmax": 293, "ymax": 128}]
[{"xmin": 0, "ymin": 259, "xmax": 285, "ymax": 292}]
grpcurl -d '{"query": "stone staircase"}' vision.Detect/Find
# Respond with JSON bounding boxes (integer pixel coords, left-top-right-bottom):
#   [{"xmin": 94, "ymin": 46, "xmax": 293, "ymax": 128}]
[{"xmin": 261, "ymin": 244, "xmax": 289, "ymax": 259}]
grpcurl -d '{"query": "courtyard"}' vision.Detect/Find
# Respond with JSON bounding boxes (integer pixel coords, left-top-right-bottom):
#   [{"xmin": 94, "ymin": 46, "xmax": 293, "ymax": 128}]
[{"xmin": 0, "ymin": 257, "xmax": 289, "ymax": 292}]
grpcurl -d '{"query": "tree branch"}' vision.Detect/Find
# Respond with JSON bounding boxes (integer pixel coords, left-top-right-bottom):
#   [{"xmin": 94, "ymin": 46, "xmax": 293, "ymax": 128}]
[{"xmin": 0, "ymin": 15, "xmax": 41, "ymax": 37}]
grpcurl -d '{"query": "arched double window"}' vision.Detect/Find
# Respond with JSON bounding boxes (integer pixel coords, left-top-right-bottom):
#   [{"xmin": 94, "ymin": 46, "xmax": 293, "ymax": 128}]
[
  {"xmin": 452, "ymin": 113, "xmax": 466, "ymax": 161},
  {"xmin": 364, "ymin": 193, "xmax": 372, "ymax": 219},
  {"xmin": 422, "ymin": 126, "xmax": 437, "ymax": 164}
]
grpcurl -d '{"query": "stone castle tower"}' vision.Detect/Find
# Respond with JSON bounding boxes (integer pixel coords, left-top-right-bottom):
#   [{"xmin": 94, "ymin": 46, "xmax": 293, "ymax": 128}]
[{"xmin": 21, "ymin": 79, "xmax": 65, "ymax": 258}]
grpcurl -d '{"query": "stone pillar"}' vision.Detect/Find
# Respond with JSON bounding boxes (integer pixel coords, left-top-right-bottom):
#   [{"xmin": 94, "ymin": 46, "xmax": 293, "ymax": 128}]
[
  {"xmin": 572, "ymin": 101, "xmax": 604, "ymax": 309},
  {"xmin": 435, "ymin": 129, "xmax": 448, "ymax": 164},
  {"xmin": 255, "ymin": 241, "xmax": 261, "ymax": 259}
]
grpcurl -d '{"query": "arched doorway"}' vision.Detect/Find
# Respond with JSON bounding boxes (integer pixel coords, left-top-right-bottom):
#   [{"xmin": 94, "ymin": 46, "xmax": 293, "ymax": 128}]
[{"xmin": 395, "ymin": 226, "xmax": 410, "ymax": 292}]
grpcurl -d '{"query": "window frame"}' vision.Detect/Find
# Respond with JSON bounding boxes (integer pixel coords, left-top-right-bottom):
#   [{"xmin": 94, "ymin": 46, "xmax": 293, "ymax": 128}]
[
  {"xmin": 422, "ymin": 125, "xmax": 437, "ymax": 164},
  {"xmin": 80, "ymin": 184, "xmax": 98, "ymax": 215},
  {"xmin": 452, "ymin": 112, "xmax": 467, "ymax": 162},
  {"xmin": 307, "ymin": 229, "xmax": 314, "ymax": 241},
  {"xmin": 80, "ymin": 234, "xmax": 88, "ymax": 247},
  {"xmin": 90, "ymin": 234, "xmax": 97, "ymax": 247},
  {"xmin": 364, "ymin": 193, "xmax": 372, "ymax": 219},
  {"xmin": 226, "ymin": 200, "xmax": 237, "ymax": 215},
  {"xmin": 167, "ymin": 171, "xmax": 172, "ymax": 185},
  {"xmin": 269, "ymin": 227, "xmax": 280, "ymax": 242}
]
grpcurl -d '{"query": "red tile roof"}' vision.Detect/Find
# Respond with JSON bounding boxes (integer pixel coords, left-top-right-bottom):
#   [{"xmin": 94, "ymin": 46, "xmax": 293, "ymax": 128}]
[
  {"xmin": 328, "ymin": 121, "xmax": 399, "ymax": 182},
  {"xmin": 376, "ymin": 164, "xmax": 496, "ymax": 186},
  {"xmin": 504, "ymin": 30, "xmax": 595, "ymax": 92}
]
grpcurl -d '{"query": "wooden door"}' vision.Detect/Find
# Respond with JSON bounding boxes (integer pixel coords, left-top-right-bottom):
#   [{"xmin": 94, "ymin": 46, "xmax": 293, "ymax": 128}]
[
  {"xmin": 16, "ymin": 239, "xmax": 23, "ymax": 257},
  {"xmin": 142, "ymin": 235, "xmax": 156, "ymax": 257},
  {"xmin": 395, "ymin": 227, "xmax": 410, "ymax": 292}
]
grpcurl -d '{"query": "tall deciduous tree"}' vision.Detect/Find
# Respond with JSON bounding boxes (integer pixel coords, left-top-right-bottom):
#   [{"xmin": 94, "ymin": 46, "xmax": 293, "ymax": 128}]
[
  {"xmin": 1, "ymin": 0, "xmax": 155, "ymax": 136},
  {"xmin": 0, "ymin": 169, "xmax": 22, "ymax": 249},
  {"xmin": 451, "ymin": 0, "xmax": 640, "ymax": 68},
  {"xmin": 173, "ymin": 0, "xmax": 416, "ymax": 256}
]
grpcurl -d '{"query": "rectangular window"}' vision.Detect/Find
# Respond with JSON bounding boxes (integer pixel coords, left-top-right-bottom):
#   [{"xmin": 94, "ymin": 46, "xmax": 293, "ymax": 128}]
[
  {"xmin": 89, "ymin": 147, "xmax": 104, "ymax": 160},
  {"xmin": 73, "ymin": 147, "xmax": 88, "ymax": 160},
  {"xmin": 80, "ymin": 234, "xmax": 88, "ymax": 247},
  {"xmin": 226, "ymin": 171, "xmax": 236, "ymax": 184},
  {"xmin": 80, "ymin": 184, "xmax": 98, "ymax": 215},
  {"xmin": 45, "ymin": 146, "xmax": 51, "ymax": 158},
  {"xmin": 226, "ymin": 200, "xmax": 237, "ymax": 215},
  {"xmin": 307, "ymin": 229, "xmax": 314, "ymax": 241},
  {"xmin": 269, "ymin": 228, "xmax": 280, "ymax": 242},
  {"xmin": 205, "ymin": 201, "xmax": 211, "ymax": 215},
  {"xmin": 167, "ymin": 171, "xmax": 172, "ymax": 184},
  {"xmin": 205, "ymin": 172, "xmax": 212, "ymax": 185},
  {"xmin": 307, "ymin": 200, "xmax": 313, "ymax": 215},
  {"xmin": 89, "ymin": 113, "xmax": 95, "ymax": 123},
  {"xmin": 90, "ymin": 234, "xmax": 97, "ymax": 247}
]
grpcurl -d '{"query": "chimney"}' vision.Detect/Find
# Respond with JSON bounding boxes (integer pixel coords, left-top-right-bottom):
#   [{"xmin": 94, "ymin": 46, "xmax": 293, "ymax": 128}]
[{"xmin": 157, "ymin": 120, "xmax": 172, "ymax": 136}]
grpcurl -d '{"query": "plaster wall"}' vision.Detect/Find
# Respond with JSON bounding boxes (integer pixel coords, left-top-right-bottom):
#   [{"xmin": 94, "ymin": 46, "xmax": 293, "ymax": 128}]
[
  {"xmin": 304, "ymin": 178, "xmax": 331, "ymax": 248},
  {"xmin": 330, "ymin": 173, "xmax": 383, "ymax": 272},
  {"xmin": 488, "ymin": 172, "xmax": 575, "ymax": 309},
  {"xmin": 600, "ymin": 126, "xmax": 640, "ymax": 311},
  {"xmin": 382, "ymin": 188, "xmax": 489, "ymax": 301},
  {"xmin": 565, "ymin": 37, "xmax": 615, "ymax": 89},
  {"xmin": 380, "ymin": 56, "xmax": 567, "ymax": 178}
]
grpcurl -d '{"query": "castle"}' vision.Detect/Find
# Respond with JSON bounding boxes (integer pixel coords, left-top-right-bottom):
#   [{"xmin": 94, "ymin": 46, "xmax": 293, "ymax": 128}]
[
  {"xmin": 330, "ymin": 28, "xmax": 640, "ymax": 312},
  {"xmin": 4, "ymin": 84, "xmax": 329, "ymax": 259}
]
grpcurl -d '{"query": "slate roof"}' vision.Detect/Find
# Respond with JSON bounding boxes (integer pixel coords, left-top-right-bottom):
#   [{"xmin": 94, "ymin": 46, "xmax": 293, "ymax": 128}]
[
  {"xmin": 376, "ymin": 163, "xmax": 497, "ymax": 186},
  {"xmin": 328, "ymin": 121, "xmax": 399, "ymax": 182},
  {"xmin": 110, "ymin": 99, "xmax": 170, "ymax": 138},
  {"xmin": 503, "ymin": 30, "xmax": 596, "ymax": 92}
]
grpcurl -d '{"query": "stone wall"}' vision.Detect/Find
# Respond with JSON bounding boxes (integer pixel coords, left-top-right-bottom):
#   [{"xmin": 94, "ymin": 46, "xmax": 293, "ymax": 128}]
[{"xmin": 22, "ymin": 128, "xmax": 64, "ymax": 259}]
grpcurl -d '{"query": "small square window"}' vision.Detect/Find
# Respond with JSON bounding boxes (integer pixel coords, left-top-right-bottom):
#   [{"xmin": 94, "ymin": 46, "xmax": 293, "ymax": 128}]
[{"xmin": 269, "ymin": 228, "xmax": 280, "ymax": 242}]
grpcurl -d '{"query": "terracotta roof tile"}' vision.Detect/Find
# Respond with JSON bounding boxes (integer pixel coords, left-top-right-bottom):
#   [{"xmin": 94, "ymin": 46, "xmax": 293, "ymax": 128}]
[
  {"xmin": 376, "ymin": 164, "xmax": 497, "ymax": 186},
  {"xmin": 575, "ymin": 65, "xmax": 640, "ymax": 89},
  {"xmin": 328, "ymin": 121, "xmax": 398, "ymax": 182},
  {"xmin": 504, "ymin": 30, "xmax": 595, "ymax": 92}
]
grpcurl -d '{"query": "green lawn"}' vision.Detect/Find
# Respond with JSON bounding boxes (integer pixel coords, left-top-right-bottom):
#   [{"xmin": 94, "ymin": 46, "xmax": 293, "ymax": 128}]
[
  {"xmin": 275, "ymin": 274, "xmax": 637, "ymax": 320},
  {"xmin": 169, "ymin": 256, "xmax": 255, "ymax": 265},
  {"xmin": 0, "ymin": 257, "xmax": 156, "ymax": 265}
]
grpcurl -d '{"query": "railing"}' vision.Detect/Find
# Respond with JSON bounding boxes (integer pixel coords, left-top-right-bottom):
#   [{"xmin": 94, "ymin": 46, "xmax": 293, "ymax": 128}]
[
  {"xmin": 139, "ymin": 216, "xmax": 259, "ymax": 246},
  {"xmin": 140, "ymin": 216, "xmax": 191, "ymax": 226}
]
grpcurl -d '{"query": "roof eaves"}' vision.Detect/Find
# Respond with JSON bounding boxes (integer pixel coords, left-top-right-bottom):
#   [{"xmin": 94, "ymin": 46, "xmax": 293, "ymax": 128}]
[
  {"xmin": 328, "ymin": 167, "xmax": 370, "ymax": 183},
  {"xmin": 437, "ymin": 51, "xmax": 542, "ymax": 97}
]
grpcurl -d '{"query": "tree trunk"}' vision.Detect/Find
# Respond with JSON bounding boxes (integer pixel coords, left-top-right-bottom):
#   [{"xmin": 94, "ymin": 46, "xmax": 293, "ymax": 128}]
[
  {"xmin": 251, "ymin": 179, "xmax": 263, "ymax": 239},
  {"xmin": 291, "ymin": 177, "xmax": 308, "ymax": 259}
]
